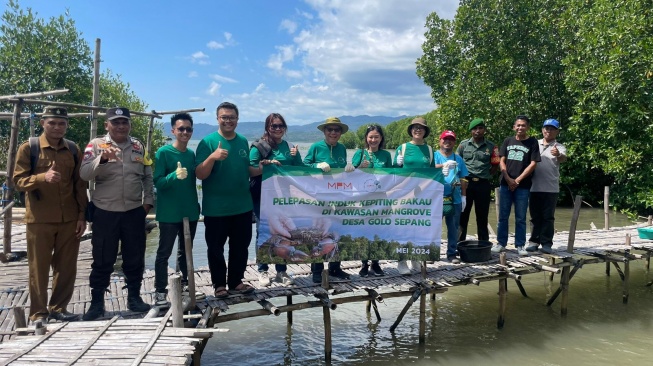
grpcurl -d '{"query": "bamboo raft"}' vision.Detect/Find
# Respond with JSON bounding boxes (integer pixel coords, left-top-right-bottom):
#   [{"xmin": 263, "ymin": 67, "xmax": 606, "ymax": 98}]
[{"xmin": 2, "ymin": 216, "xmax": 653, "ymax": 364}]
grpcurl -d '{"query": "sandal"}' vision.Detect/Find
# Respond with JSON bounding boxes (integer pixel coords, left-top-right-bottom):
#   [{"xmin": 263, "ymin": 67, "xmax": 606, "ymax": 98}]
[
  {"xmin": 228, "ymin": 283, "xmax": 255, "ymax": 295},
  {"xmin": 214, "ymin": 286, "xmax": 228, "ymax": 299}
]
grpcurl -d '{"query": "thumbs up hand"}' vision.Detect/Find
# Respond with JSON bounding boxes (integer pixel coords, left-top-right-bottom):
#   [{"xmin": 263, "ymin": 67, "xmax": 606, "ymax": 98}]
[
  {"xmin": 45, "ymin": 161, "xmax": 61, "ymax": 183},
  {"xmin": 210, "ymin": 141, "xmax": 229, "ymax": 161},
  {"xmin": 175, "ymin": 161, "xmax": 188, "ymax": 180},
  {"xmin": 290, "ymin": 144, "xmax": 298, "ymax": 157}
]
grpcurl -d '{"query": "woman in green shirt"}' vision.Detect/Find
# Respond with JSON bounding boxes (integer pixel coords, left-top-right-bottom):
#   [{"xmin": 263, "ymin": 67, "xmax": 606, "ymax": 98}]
[
  {"xmin": 303, "ymin": 117, "xmax": 354, "ymax": 283},
  {"xmin": 352, "ymin": 124, "xmax": 391, "ymax": 277},
  {"xmin": 393, "ymin": 117, "xmax": 435, "ymax": 275},
  {"xmin": 250, "ymin": 113, "xmax": 303, "ymax": 286}
]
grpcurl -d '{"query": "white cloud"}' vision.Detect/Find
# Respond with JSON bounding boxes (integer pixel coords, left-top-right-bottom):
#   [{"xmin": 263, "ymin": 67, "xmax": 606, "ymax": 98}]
[
  {"xmin": 280, "ymin": 19, "xmax": 297, "ymax": 34},
  {"xmin": 224, "ymin": 32, "xmax": 232, "ymax": 42},
  {"xmin": 206, "ymin": 82, "xmax": 221, "ymax": 96},
  {"xmin": 209, "ymin": 74, "xmax": 238, "ymax": 83},
  {"xmin": 190, "ymin": 51, "xmax": 210, "ymax": 65},
  {"xmin": 207, "ymin": 41, "xmax": 224, "ymax": 50},
  {"xmin": 188, "ymin": 71, "xmax": 198, "ymax": 78},
  {"xmin": 267, "ymin": 45, "xmax": 295, "ymax": 71},
  {"xmin": 254, "ymin": 83, "xmax": 265, "ymax": 93}
]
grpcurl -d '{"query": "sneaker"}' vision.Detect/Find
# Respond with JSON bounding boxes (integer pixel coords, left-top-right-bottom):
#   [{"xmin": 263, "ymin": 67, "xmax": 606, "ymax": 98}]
[
  {"xmin": 539, "ymin": 245, "xmax": 553, "ymax": 254},
  {"xmin": 397, "ymin": 260, "xmax": 411, "ymax": 275},
  {"xmin": 370, "ymin": 262, "xmax": 385, "ymax": 276},
  {"xmin": 259, "ymin": 271, "xmax": 271, "ymax": 287},
  {"xmin": 359, "ymin": 264, "xmax": 370, "ymax": 277},
  {"xmin": 526, "ymin": 244, "xmax": 540, "ymax": 252},
  {"xmin": 411, "ymin": 260, "xmax": 423, "ymax": 272},
  {"xmin": 275, "ymin": 271, "xmax": 295, "ymax": 285},
  {"xmin": 329, "ymin": 268, "xmax": 351, "ymax": 280},
  {"xmin": 447, "ymin": 256, "xmax": 461, "ymax": 264},
  {"xmin": 154, "ymin": 292, "xmax": 169, "ymax": 307},
  {"xmin": 491, "ymin": 244, "xmax": 505, "ymax": 253},
  {"xmin": 516, "ymin": 246, "xmax": 529, "ymax": 256}
]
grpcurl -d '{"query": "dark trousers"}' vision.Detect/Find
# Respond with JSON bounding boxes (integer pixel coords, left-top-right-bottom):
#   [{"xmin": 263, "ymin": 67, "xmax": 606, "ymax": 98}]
[
  {"xmin": 459, "ymin": 179, "xmax": 492, "ymax": 241},
  {"xmin": 89, "ymin": 206, "xmax": 146, "ymax": 290},
  {"xmin": 154, "ymin": 220, "xmax": 198, "ymax": 293},
  {"xmin": 204, "ymin": 211, "xmax": 252, "ymax": 289},
  {"xmin": 312, "ymin": 262, "xmax": 341, "ymax": 274},
  {"xmin": 529, "ymin": 192, "xmax": 558, "ymax": 247}
]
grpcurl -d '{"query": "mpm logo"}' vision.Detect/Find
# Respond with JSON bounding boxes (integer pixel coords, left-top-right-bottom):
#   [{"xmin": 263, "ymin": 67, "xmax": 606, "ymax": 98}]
[{"xmin": 327, "ymin": 182, "xmax": 353, "ymax": 190}]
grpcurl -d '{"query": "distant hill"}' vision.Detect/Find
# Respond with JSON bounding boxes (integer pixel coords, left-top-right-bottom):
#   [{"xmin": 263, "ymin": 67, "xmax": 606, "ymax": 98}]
[{"xmin": 166, "ymin": 115, "xmax": 409, "ymax": 142}]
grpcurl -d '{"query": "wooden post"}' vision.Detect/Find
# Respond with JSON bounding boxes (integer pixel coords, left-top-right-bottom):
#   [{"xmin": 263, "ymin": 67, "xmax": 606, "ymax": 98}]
[
  {"xmin": 91, "ymin": 38, "xmax": 101, "ymax": 141},
  {"xmin": 494, "ymin": 187, "xmax": 500, "ymax": 223},
  {"xmin": 145, "ymin": 113, "xmax": 155, "ymax": 157},
  {"xmin": 323, "ymin": 302, "xmax": 332, "ymax": 362},
  {"xmin": 604, "ymin": 187, "xmax": 610, "ymax": 230},
  {"xmin": 419, "ymin": 289, "xmax": 426, "ymax": 344},
  {"xmin": 648, "ymin": 215, "xmax": 653, "ymax": 225},
  {"xmin": 183, "ymin": 217, "xmax": 196, "ymax": 310},
  {"xmin": 169, "ymin": 275, "xmax": 184, "ymax": 328},
  {"xmin": 3, "ymin": 99, "xmax": 23, "ymax": 255},
  {"xmin": 29, "ymin": 113, "xmax": 36, "ymax": 137},
  {"xmin": 559, "ymin": 195, "xmax": 582, "ymax": 315},
  {"xmin": 287, "ymin": 295, "xmax": 293, "ymax": 324},
  {"xmin": 497, "ymin": 252, "xmax": 507, "ymax": 329},
  {"xmin": 623, "ymin": 235, "xmax": 631, "ymax": 304},
  {"xmin": 567, "ymin": 196, "xmax": 582, "ymax": 253}
]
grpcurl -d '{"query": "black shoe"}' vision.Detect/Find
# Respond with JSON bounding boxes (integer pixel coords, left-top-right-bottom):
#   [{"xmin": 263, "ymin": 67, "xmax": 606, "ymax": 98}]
[
  {"xmin": 49, "ymin": 310, "xmax": 79, "ymax": 322},
  {"xmin": 329, "ymin": 268, "xmax": 351, "ymax": 280},
  {"xmin": 127, "ymin": 296, "xmax": 151, "ymax": 313},
  {"xmin": 370, "ymin": 262, "xmax": 385, "ymax": 276},
  {"xmin": 82, "ymin": 302, "xmax": 104, "ymax": 321},
  {"xmin": 359, "ymin": 264, "xmax": 370, "ymax": 277},
  {"xmin": 312, "ymin": 272, "xmax": 322, "ymax": 284}
]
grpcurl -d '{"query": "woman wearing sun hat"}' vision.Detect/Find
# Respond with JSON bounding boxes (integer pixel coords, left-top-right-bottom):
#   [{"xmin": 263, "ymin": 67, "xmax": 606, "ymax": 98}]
[
  {"xmin": 303, "ymin": 117, "xmax": 355, "ymax": 283},
  {"xmin": 393, "ymin": 117, "xmax": 435, "ymax": 274}
]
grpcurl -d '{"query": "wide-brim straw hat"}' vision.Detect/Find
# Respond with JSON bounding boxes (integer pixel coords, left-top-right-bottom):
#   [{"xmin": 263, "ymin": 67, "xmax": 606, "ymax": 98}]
[
  {"xmin": 317, "ymin": 117, "xmax": 349, "ymax": 134},
  {"xmin": 407, "ymin": 117, "xmax": 430, "ymax": 138}
]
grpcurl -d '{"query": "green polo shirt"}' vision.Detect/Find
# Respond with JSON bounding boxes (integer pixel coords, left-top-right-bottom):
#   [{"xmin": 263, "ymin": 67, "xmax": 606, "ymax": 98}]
[{"xmin": 456, "ymin": 138, "xmax": 495, "ymax": 180}]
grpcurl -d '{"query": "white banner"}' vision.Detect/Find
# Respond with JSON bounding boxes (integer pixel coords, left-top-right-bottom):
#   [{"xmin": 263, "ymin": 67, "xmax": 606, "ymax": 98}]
[{"xmin": 256, "ymin": 166, "xmax": 444, "ymax": 263}]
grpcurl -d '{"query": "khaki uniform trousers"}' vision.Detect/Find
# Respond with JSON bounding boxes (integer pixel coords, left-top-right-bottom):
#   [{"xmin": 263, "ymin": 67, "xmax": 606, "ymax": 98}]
[{"xmin": 26, "ymin": 221, "xmax": 79, "ymax": 321}]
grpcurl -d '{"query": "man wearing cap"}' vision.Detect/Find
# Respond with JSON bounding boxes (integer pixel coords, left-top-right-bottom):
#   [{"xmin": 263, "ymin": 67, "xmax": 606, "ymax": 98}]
[
  {"xmin": 493, "ymin": 115, "xmax": 541, "ymax": 256},
  {"xmin": 14, "ymin": 107, "xmax": 88, "ymax": 323},
  {"xmin": 80, "ymin": 107, "xmax": 154, "ymax": 320},
  {"xmin": 195, "ymin": 102, "xmax": 255, "ymax": 298},
  {"xmin": 303, "ymin": 117, "xmax": 355, "ymax": 283},
  {"xmin": 526, "ymin": 119, "xmax": 567, "ymax": 254},
  {"xmin": 457, "ymin": 118, "xmax": 498, "ymax": 242},
  {"xmin": 434, "ymin": 130, "xmax": 468, "ymax": 263}
]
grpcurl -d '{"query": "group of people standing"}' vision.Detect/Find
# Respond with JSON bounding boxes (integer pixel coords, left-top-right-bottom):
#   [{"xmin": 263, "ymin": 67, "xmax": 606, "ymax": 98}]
[{"xmin": 12, "ymin": 102, "xmax": 566, "ymax": 324}]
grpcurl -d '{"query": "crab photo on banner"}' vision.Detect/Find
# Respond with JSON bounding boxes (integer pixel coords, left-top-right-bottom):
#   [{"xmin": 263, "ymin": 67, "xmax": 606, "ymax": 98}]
[{"xmin": 256, "ymin": 166, "xmax": 445, "ymax": 265}]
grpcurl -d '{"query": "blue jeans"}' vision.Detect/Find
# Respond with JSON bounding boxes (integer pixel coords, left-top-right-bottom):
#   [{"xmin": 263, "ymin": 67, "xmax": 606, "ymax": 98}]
[
  {"xmin": 497, "ymin": 185, "xmax": 530, "ymax": 248},
  {"xmin": 444, "ymin": 203, "xmax": 462, "ymax": 258},
  {"xmin": 154, "ymin": 221, "xmax": 197, "ymax": 293}
]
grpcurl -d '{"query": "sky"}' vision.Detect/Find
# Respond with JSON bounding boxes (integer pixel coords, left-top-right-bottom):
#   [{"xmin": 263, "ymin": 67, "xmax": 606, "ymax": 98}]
[{"xmin": 8, "ymin": 0, "xmax": 459, "ymax": 125}]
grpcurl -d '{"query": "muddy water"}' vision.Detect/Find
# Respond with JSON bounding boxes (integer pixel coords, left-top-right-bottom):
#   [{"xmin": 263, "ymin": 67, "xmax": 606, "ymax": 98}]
[{"xmin": 143, "ymin": 208, "xmax": 651, "ymax": 365}]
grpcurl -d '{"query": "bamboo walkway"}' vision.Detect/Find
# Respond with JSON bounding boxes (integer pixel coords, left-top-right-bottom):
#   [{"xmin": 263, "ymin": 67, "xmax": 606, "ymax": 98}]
[{"xmin": 1, "ymin": 219, "xmax": 653, "ymax": 364}]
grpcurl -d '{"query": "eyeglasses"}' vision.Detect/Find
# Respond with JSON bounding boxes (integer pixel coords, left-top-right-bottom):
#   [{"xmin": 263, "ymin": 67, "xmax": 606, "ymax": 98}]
[
  {"xmin": 218, "ymin": 116, "xmax": 238, "ymax": 122},
  {"xmin": 326, "ymin": 127, "xmax": 342, "ymax": 133},
  {"xmin": 270, "ymin": 124, "xmax": 286, "ymax": 130},
  {"xmin": 176, "ymin": 127, "xmax": 193, "ymax": 133}
]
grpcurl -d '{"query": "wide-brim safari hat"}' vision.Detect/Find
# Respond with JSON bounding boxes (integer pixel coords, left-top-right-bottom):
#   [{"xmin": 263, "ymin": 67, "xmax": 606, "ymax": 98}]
[
  {"xmin": 407, "ymin": 117, "xmax": 430, "ymax": 138},
  {"xmin": 317, "ymin": 117, "xmax": 349, "ymax": 134}
]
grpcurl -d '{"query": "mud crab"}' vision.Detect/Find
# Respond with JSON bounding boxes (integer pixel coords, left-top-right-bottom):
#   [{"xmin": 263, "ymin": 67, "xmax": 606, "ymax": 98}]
[{"xmin": 263, "ymin": 226, "xmax": 339, "ymax": 261}]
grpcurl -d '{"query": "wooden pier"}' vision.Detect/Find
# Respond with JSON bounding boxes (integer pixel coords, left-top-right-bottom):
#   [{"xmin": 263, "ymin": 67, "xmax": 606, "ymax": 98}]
[{"xmin": 1, "ymin": 218, "xmax": 653, "ymax": 364}]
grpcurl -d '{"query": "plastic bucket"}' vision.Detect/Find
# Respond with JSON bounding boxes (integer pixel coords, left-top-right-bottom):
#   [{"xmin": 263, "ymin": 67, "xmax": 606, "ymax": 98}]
[{"xmin": 457, "ymin": 240, "xmax": 493, "ymax": 263}]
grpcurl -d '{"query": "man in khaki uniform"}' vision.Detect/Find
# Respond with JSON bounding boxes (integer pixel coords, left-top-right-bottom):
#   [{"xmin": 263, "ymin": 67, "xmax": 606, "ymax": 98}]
[
  {"xmin": 13, "ymin": 106, "xmax": 88, "ymax": 323},
  {"xmin": 80, "ymin": 107, "xmax": 154, "ymax": 320}
]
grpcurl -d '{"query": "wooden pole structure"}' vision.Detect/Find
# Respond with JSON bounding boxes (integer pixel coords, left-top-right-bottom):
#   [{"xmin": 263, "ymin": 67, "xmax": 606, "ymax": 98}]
[
  {"xmin": 320, "ymin": 262, "xmax": 332, "ymax": 363},
  {"xmin": 419, "ymin": 288, "xmax": 426, "ymax": 344},
  {"xmin": 152, "ymin": 108, "xmax": 205, "ymax": 115},
  {"xmin": 623, "ymin": 234, "xmax": 631, "ymax": 304},
  {"xmin": 91, "ymin": 38, "xmax": 101, "ymax": 142},
  {"xmin": 3, "ymin": 99, "xmax": 23, "ymax": 255},
  {"xmin": 183, "ymin": 217, "xmax": 196, "ymax": 311},
  {"xmin": 287, "ymin": 295, "xmax": 293, "ymax": 324},
  {"xmin": 604, "ymin": 186, "xmax": 610, "ymax": 230},
  {"xmin": 4, "ymin": 98, "xmax": 162, "ymax": 118},
  {"xmin": 0, "ymin": 89, "xmax": 69, "ymax": 101},
  {"xmin": 169, "ymin": 275, "xmax": 184, "ymax": 328},
  {"xmin": 29, "ymin": 113, "xmax": 36, "ymax": 137},
  {"xmin": 145, "ymin": 112, "xmax": 155, "ymax": 157},
  {"xmin": 497, "ymin": 252, "xmax": 507, "ymax": 329},
  {"xmin": 560, "ymin": 195, "xmax": 582, "ymax": 316}
]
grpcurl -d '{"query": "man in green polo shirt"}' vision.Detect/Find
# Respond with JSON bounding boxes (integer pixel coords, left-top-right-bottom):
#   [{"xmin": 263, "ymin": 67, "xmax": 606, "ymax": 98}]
[{"xmin": 456, "ymin": 118, "xmax": 498, "ymax": 242}]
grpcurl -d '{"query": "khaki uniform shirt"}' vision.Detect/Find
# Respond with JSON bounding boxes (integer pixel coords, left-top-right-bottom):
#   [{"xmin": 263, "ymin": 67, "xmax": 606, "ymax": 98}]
[
  {"xmin": 457, "ymin": 138, "xmax": 495, "ymax": 180},
  {"xmin": 13, "ymin": 134, "xmax": 88, "ymax": 223},
  {"xmin": 80, "ymin": 135, "xmax": 154, "ymax": 212}
]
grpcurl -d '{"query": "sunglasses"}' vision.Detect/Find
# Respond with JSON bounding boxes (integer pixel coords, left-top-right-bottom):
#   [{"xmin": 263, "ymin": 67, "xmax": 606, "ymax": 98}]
[
  {"xmin": 176, "ymin": 127, "xmax": 193, "ymax": 133},
  {"xmin": 412, "ymin": 126, "xmax": 425, "ymax": 131},
  {"xmin": 270, "ymin": 124, "xmax": 286, "ymax": 130},
  {"xmin": 326, "ymin": 127, "xmax": 342, "ymax": 133}
]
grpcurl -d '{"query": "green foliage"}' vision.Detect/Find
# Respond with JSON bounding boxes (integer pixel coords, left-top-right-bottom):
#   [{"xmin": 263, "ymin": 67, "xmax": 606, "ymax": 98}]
[
  {"xmin": 416, "ymin": 0, "xmax": 653, "ymax": 214},
  {"xmin": 339, "ymin": 131, "xmax": 359, "ymax": 149}
]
